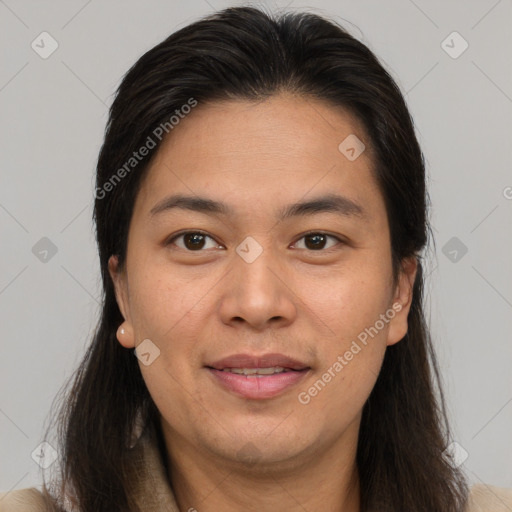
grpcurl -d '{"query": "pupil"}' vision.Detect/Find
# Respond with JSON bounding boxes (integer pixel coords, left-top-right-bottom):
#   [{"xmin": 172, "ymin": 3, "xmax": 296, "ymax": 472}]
[
  {"xmin": 185, "ymin": 233, "xmax": 205, "ymax": 250},
  {"xmin": 306, "ymin": 234, "xmax": 325, "ymax": 250}
]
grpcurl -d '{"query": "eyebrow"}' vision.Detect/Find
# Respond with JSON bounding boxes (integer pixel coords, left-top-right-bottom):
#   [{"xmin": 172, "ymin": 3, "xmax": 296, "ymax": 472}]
[{"xmin": 149, "ymin": 193, "xmax": 367, "ymax": 222}]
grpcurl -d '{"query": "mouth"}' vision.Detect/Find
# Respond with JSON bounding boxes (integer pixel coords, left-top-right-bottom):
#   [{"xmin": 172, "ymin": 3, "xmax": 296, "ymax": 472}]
[
  {"xmin": 206, "ymin": 367, "xmax": 310, "ymax": 400},
  {"xmin": 214, "ymin": 366, "xmax": 299, "ymax": 375},
  {"xmin": 205, "ymin": 353, "xmax": 311, "ymax": 400},
  {"xmin": 207, "ymin": 352, "xmax": 310, "ymax": 371}
]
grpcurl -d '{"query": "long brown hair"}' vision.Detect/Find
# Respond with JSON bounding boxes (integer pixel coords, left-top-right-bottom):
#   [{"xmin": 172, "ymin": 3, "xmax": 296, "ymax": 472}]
[{"xmin": 41, "ymin": 6, "xmax": 469, "ymax": 511}]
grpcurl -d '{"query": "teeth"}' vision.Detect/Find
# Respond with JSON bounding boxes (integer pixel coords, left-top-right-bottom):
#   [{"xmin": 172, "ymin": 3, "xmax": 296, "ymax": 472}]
[{"xmin": 222, "ymin": 366, "xmax": 288, "ymax": 375}]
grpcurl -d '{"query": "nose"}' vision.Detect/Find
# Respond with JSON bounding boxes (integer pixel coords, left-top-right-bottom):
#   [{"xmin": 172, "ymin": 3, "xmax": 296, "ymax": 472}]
[{"xmin": 218, "ymin": 241, "xmax": 297, "ymax": 331}]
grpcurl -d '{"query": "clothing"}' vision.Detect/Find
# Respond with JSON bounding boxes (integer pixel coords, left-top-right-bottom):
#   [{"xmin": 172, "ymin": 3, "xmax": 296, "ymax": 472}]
[{"xmin": 1, "ymin": 423, "xmax": 511, "ymax": 512}]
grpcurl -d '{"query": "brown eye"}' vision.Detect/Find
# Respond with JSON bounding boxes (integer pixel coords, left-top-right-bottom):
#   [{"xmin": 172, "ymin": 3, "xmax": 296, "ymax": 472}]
[
  {"xmin": 293, "ymin": 233, "xmax": 342, "ymax": 251},
  {"xmin": 167, "ymin": 231, "xmax": 220, "ymax": 251}
]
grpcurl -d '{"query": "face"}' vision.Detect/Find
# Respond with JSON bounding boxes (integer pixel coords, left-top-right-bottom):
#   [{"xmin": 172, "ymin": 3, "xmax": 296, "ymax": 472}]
[{"xmin": 109, "ymin": 92, "xmax": 416, "ymax": 472}]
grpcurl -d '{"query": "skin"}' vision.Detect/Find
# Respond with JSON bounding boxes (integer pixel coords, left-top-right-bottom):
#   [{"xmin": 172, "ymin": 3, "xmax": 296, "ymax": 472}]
[{"xmin": 109, "ymin": 92, "xmax": 417, "ymax": 512}]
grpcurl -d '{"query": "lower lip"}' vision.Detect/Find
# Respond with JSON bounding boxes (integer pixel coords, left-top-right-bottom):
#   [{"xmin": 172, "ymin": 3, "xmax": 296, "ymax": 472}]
[{"xmin": 207, "ymin": 368, "xmax": 309, "ymax": 400}]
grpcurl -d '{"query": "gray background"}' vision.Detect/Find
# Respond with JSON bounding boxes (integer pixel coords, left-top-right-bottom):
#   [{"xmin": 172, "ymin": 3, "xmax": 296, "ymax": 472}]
[{"xmin": 1, "ymin": 0, "xmax": 511, "ymax": 495}]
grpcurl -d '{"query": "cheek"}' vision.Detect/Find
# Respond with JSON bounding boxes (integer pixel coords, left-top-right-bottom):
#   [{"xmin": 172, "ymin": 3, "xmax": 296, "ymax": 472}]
[
  {"xmin": 128, "ymin": 264, "xmax": 211, "ymax": 377},
  {"xmin": 300, "ymin": 282, "xmax": 389, "ymax": 429},
  {"xmin": 298, "ymin": 257, "xmax": 392, "ymax": 408},
  {"xmin": 304, "ymin": 262, "xmax": 393, "ymax": 347},
  {"xmin": 128, "ymin": 263, "xmax": 198, "ymax": 338}
]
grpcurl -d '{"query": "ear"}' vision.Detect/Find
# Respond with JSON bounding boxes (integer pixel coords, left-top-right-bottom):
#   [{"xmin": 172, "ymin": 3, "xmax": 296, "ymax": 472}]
[
  {"xmin": 386, "ymin": 256, "xmax": 418, "ymax": 347},
  {"xmin": 108, "ymin": 255, "xmax": 135, "ymax": 349}
]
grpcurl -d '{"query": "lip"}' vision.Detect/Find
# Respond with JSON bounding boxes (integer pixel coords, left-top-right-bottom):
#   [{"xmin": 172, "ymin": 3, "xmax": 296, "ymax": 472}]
[
  {"xmin": 205, "ymin": 352, "xmax": 311, "ymax": 400},
  {"xmin": 207, "ymin": 367, "xmax": 310, "ymax": 400},
  {"xmin": 207, "ymin": 353, "xmax": 309, "ymax": 371}
]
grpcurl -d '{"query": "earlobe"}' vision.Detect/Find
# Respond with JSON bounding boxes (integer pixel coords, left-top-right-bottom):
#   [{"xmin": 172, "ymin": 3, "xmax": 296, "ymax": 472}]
[
  {"xmin": 386, "ymin": 257, "xmax": 418, "ymax": 347},
  {"xmin": 116, "ymin": 322, "xmax": 135, "ymax": 349}
]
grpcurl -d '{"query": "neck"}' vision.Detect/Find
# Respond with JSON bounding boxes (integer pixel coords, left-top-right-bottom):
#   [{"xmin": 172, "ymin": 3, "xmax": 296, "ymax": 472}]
[{"xmin": 161, "ymin": 420, "xmax": 361, "ymax": 512}]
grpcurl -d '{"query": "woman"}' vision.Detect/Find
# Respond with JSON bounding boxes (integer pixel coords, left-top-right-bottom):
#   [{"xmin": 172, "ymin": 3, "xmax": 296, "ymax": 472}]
[{"xmin": 1, "ymin": 6, "xmax": 511, "ymax": 512}]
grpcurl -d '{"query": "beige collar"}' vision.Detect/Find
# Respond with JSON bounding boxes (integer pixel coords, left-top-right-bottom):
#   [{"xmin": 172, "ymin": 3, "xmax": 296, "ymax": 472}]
[{"xmin": 129, "ymin": 422, "xmax": 180, "ymax": 512}]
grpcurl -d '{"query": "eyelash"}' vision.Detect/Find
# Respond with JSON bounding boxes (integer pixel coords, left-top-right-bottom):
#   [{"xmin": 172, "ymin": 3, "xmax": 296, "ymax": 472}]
[{"xmin": 165, "ymin": 230, "xmax": 345, "ymax": 252}]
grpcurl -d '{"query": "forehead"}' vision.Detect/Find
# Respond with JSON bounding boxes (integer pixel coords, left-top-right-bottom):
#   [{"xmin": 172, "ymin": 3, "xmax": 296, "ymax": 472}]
[
  {"xmin": 156, "ymin": 93, "xmax": 373, "ymax": 165},
  {"xmin": 134, "ymin": 93, "xmax": 385, "ymax": 226}
]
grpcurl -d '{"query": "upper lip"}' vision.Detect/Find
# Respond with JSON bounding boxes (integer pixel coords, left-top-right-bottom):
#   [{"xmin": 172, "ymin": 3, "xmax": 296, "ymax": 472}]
[{"xmin": 207, "ymin": 353, "xmax": 310, "ymax": 371}]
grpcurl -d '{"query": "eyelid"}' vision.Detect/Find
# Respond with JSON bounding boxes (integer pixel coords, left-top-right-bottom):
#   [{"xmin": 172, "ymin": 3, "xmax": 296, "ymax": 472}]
[
  {"xmin": 291, "ymin": 230, "xmax": 345, "ymax": 251},
  {"xmin": 165, "ymin": 229, "xmax": 346, "ymax": 252}
]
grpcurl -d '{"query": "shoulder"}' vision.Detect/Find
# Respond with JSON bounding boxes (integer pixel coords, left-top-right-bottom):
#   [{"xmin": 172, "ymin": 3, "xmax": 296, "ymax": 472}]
[
  {"xmin": 466, "ymin": 483, "xmax": 512, "ymax": 512},
  {"xmin": 3, "ymin": 483, "xmax": 512, "ymax": 512},
  {"xmin": 0, "ymin": 488, "xmax": 51, "ymax": 512}
]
